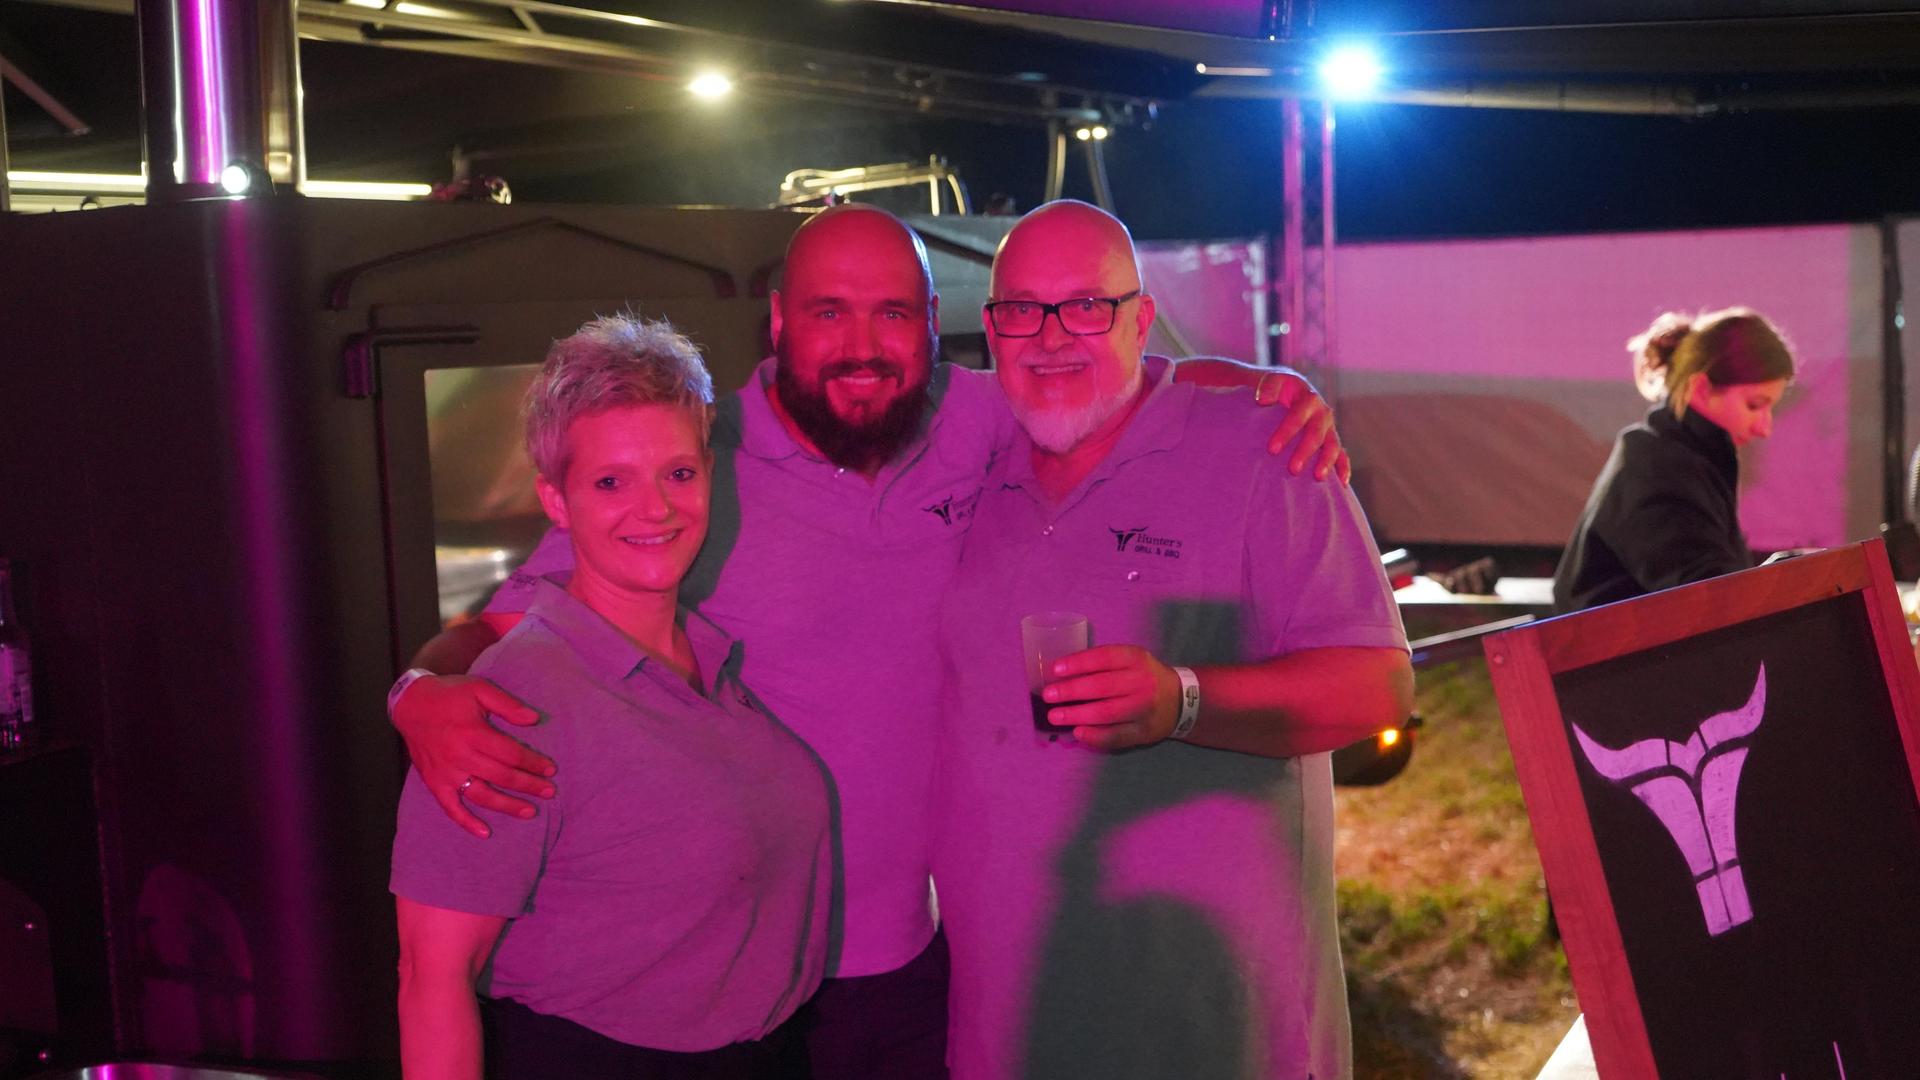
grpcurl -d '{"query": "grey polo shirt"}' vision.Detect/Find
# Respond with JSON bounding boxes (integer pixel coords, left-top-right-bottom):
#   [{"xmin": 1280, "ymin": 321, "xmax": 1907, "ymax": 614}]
[
  {"xmin": 933, "ymin": 360, "xmax": 1407, "ymax": 1080},
  {"xmin": 490, "ymin": 357, "xmax": 1016, "ymax": 977},
  {"xmin": 393, "ymin": 576, "xmax": 834, "ymax": 1051}
]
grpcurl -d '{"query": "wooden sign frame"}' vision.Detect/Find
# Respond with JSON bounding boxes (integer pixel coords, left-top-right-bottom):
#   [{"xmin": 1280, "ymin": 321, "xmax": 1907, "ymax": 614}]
[{"xmin": 1483, "ymin": 540, "xmax": 1920, "ymax": 1077}]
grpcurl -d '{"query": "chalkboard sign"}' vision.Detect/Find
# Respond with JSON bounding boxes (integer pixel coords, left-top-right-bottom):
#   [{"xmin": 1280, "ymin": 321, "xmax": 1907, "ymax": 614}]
[{"xmin": 1484, "ymin": 541, "xmax": 1920, "ymax": 1078}]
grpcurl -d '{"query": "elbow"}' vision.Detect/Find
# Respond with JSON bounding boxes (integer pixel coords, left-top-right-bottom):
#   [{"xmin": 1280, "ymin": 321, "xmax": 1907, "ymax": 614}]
[
  {"xmin": 1348, "ymin": 651, "xmax": 1414, "ymax": 740},
  {"xmin": 1384, "ymin": 653, "xmax": 1416, "ymax": 725},
  {"xmin": 396, "ymin": 934, "xmax": 425, "ymax": 1006}
]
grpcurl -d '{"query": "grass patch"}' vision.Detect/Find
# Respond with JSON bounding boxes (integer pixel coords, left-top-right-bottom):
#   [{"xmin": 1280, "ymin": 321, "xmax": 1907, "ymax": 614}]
[{"xmin": 1335, "ymin": 658, "xmax": 1578, "ymax": 1078}]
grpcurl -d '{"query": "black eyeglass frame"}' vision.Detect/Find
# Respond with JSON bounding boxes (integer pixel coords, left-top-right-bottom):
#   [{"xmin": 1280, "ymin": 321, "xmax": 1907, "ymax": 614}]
[{"xmin": 981, "ymin": 289, "xmax": 1144, "ymax": 338}]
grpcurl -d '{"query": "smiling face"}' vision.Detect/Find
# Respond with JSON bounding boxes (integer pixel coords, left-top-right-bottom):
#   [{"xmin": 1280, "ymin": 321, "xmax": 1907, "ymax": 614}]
[
  {"xmin": 986, "ymin": 202, "xmax": 1156, "ymax": 453},
  {"xmin": 536, "ymin": 403, "xmax": 711, "ymax": 604},
  {"xmin": 1687, "ymin": 376, "xmax": 1789, "ymax": 447},
  {"xmin": 769, "ymin": 207, "xmax": 939, "ymax": 471}
]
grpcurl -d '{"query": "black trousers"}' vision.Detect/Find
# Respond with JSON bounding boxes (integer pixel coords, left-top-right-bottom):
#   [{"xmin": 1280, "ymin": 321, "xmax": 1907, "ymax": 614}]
[
  {"xmin": 788, "ymin": 930, "xmax": 950, "ymax": 1080},
  {"xmin": 482, "ymin": 996, "xmax": 806, "ymax": 1080}
]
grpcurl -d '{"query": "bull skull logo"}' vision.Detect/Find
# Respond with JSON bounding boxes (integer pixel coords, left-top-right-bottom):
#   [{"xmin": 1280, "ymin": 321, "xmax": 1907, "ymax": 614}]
[{"xmin": 1571, "ymin": 665, "xmax": 1767, "ymax": 936}]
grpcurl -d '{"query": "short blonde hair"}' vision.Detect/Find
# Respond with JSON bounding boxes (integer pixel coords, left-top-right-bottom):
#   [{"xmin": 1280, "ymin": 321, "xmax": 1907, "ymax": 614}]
[{"xmin": 523, "ymin": 313, "xmax": 714, "ymax": 481}]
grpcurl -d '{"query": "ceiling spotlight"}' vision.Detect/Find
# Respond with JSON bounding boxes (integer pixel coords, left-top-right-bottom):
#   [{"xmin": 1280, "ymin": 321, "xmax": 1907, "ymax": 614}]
[
  {"xmin": 688, "ymin": 71, "xmax": 734, "ymax": 100},
  {"xmin": 1318, "ymin": 43, "xmax": 1384, "ymax": 100},
  {"xmin": 1090, "ymin": 125, "xmax": 1110, "ymax": 140},
  {"xmin": 1073, "ymin": 127, "xmax": 1091, "ymax": 141}
]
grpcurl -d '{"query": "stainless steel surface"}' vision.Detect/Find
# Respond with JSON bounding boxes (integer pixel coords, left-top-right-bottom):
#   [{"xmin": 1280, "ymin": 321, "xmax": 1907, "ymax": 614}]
[{"xmin": 136, "ymin": 0, "xmax": 302, "ymax": 200}]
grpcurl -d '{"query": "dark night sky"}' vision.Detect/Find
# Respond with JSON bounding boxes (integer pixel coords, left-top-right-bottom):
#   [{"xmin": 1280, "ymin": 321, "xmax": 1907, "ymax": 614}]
[
  {"xmin": 1075, "ymin": 97, "xmax": 1920, "ymax": 243},
  {"xmin": 7, "ymin": 3, "xmax": 1919, "ymax": 243},
  {"xmin": 499, "ymin": 94, "xmax": 1920, "ymax": 244}
]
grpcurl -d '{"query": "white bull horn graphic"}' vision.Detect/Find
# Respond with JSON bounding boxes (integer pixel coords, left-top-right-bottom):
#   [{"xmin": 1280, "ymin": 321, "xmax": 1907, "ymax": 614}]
[{"xmin": 1571, "ymin": 665, "xmax": 1767, "ymax": 936}]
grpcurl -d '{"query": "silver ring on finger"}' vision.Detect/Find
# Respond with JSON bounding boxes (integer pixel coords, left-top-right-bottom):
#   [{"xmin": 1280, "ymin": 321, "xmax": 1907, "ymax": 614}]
[{"xmin": 457, "ymin": 776, "xmax": 476, "ymax": 797}]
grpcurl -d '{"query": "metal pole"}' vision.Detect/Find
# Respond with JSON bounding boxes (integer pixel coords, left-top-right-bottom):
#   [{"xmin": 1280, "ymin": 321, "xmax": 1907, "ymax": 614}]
[
  {"xmin": 0, "ymin": 68, "xmax": 11, "ymax": 214},
  {"xmin": 1084, "ymin": 137, "xmax": 1115, "ymax": 213},
  {"xmin": 1044, "ymin": 121, "xmax": 1067, "ymax": 203},
  {"xmin": 262, "ymin": 0, "xmax": 305, "ymax": 189},
  {"xmin": 136, "ymin": 0, "xmax": 304, "ymax": 201},
  {"xmin": 135, "ymin": 0, "xmax": 183, "ymax": 200},
  {"xmin": 1319, "ymin": 100, "xmax": 1338, "ymax": 384},
  {"xmin": 1279, "ymin": 97, "xmax": 1306, "ymax": 369},
  {"xmin": 1882, "ymin": 218, "xmax": 1908, "ymax": 525}
]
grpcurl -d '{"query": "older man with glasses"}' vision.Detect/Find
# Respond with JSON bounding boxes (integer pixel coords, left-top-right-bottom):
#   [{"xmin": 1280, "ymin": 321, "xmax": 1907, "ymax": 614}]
[{"xmin": 932, "ymin": 200, "xmax": 1413, "ymax": 1080}]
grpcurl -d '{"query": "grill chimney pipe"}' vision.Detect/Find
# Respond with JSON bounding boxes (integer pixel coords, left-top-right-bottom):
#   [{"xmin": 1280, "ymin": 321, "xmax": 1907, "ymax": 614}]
[{"xmin": 136, "ymin": 0, "xmax": 305, "ymax": 201}]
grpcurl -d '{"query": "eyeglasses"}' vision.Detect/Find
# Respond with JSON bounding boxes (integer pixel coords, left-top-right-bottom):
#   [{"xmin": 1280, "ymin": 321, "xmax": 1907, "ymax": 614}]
[{"xmin": 983, "ymin": 290, "xmax": 1142, "ymax": 338}]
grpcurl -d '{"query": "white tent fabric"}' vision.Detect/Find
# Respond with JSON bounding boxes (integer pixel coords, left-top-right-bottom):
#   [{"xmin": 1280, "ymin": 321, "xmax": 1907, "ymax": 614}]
[{"xmin": 1328, "ymin": 223, "xmax": 1887, "ymax": 551}]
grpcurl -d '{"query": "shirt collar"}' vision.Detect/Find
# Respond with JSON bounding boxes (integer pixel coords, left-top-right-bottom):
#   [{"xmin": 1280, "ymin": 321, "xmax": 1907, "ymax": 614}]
[
  {"xmin": 524, "ymin": 575, "xmax": 742, "ymax": 697},
  {"xmin": 731, "ymin": 355, "xmax": 949, "ymax": 467},
  {"xmin": 1647, "ymin": 402, "xmax": 1739, "ymax": 484},
  {"xmin": 1002, "ymin": 354, "xmax": 1185, "ymax": 491}
]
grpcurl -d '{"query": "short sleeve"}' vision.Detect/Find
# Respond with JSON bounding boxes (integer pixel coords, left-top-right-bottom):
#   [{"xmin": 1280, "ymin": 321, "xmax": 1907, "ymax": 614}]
[
  {"xmin": 389, "ymin": 750, "xmax": 556, "ymax": 917},
  {"xmin": 483, "ymin": 527, "xmax": 574, "ymax": 616},
  {"xmin": 939, "ymin": 364, "xmax": 1019, "ymax": 471},
  {"xmin": 1246, "ymin": 468, "xmax": 1408, "ymax": 656}
]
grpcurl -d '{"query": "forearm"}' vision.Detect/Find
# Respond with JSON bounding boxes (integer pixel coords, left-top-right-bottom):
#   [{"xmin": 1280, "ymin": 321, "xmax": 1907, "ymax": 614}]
[
  {"xmin": 397, "ymin": 965, "xmax": 484, "ymax": 1080},
  {"xmin": 1183, "ymin": 647, "xmax": 1413, "ymax": 759},
  {"xmin": 396, "ymin": 900, "xmax": 503, "ymax": 1080},
  {"xmin": 1172, "ymin": 356, "xmax": 1305, "ymax": 388},
  {"xmin": 409, "ymin": 620, "xmax": 504, "ymax": 676}
]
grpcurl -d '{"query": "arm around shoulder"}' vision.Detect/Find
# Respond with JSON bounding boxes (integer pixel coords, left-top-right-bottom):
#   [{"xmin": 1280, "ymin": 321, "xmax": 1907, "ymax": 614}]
[{"xmin": 392, "ymin": 617, "xmax": 553, "ymax": 839}]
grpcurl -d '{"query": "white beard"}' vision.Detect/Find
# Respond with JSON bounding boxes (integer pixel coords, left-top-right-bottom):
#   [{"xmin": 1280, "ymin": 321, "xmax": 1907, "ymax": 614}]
[{"xmin": 1009, "ymin": 361, "xmax": 1145, "ymax": 453}]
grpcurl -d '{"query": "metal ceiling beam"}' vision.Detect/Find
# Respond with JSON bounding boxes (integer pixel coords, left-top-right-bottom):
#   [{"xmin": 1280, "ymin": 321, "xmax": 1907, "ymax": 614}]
[
  {"xmin": 14, "ymin": 0, "xmax": 1147, "ymax": 127},
  {"xmin": 0, "ymin": 52, "xmax": 92, "ymax": 134},
  {"xmin": 294, "ymin": 1, "xmax": 1118, "ymax": 125}
]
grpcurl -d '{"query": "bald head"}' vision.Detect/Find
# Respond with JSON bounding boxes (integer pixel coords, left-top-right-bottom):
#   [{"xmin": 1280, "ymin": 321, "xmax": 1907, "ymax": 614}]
[
  {"xmin": 991, "ymin": 199, "xmax": 1143, "ymax": 300},
  {"xmin": 785, "ymin": 204, "xmax": 934, "ymax": 300}
]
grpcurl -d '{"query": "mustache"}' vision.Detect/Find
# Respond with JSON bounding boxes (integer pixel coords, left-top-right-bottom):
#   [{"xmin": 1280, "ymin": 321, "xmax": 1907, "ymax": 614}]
[{"xmin": 820, "ymin": 359, "xmax": 903, "ymax": 381}]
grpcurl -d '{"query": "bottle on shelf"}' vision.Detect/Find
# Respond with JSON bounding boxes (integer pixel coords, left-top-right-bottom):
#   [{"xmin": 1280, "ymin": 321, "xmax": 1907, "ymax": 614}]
[{"xmin": 0, "ymin": 558, "xmax": 35, "ymax": 753}]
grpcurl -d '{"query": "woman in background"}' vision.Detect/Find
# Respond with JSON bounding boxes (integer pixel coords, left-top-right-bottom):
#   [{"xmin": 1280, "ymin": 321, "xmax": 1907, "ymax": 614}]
[{"xmin": 1552, "ymin": 307, "xmax": 1796, "ymax": 614}]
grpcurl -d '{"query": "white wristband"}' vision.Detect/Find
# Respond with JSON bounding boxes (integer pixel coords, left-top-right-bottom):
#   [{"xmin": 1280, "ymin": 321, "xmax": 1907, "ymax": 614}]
[
  {"xmin": 1170, "ymin": 666, "xmax": 1201, "ymax": 740},
  {"xmin": 386, "ymin": 667, "xmax": 436, "ymax": 719}
]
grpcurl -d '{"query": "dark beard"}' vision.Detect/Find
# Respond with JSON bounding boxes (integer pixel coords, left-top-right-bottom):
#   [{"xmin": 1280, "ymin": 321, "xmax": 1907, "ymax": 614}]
[{"xmin": 773, "ymin": 346, "xmax": 932, "ymax": 472}]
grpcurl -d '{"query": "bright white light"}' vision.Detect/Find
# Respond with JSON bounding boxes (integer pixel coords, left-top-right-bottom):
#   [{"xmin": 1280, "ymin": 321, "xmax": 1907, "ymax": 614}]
[
  {"xmin": 392, "ymin": 1, "xmax": 461, "ymax": 16},
  {"xmin": 220, "ymin": 163, "xmax": 253, "ymax": 195},
  {"xmin": 688, "ymin": 71, "xmax": 733, "ymax": 100},
  {"xmin": 1318, "ymin": 44, "xmax": 1384, "ymax": 100},
  {"xmin": 302, "ymin": 179, "xmax": 435, "ymax": 200},
  {"xmin": 1073, "ymin": 127, "xmax": 1091, "ymax": 141},
  {"xmin": 9, "ymin": 170, "xmax": 428, "ymax": 202},
  {"xmin": 1090, "ymin": 125, "xmax": 1109, "ymax": 140},
  {"xmin": 343, "ymin": 0, "xmax": 387, "ymax": 8},
  {"xmin": 8, "ymin": 170, "xmax": 146, "ymax": 193}
]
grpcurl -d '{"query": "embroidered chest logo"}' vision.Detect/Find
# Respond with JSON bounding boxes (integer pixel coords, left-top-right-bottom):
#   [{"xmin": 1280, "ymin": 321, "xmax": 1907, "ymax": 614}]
[
  {"xmin": 923, "ymin": 493, "xmax": 977, "ymax": 527},
  {"xmin": 1108, "ymin": 525, "xmax": 1184, "ymax": 560}
]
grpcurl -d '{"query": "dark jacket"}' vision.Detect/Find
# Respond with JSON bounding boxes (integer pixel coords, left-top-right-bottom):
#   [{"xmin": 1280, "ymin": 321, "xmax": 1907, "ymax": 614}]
[{"xmin": 1551, "ymin": 404, "xmax": 1754, "ymax": 614}]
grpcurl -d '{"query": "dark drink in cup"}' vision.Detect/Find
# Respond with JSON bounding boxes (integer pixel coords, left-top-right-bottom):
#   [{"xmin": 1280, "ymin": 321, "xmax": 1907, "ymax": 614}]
[
  {"xmin": 1021, "ymin": 612, "xmax": 1090, "ymax": 745},
  {"xmin": 1031, "ymin": 692, "xmax": 1075, "ymax": 735}
]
